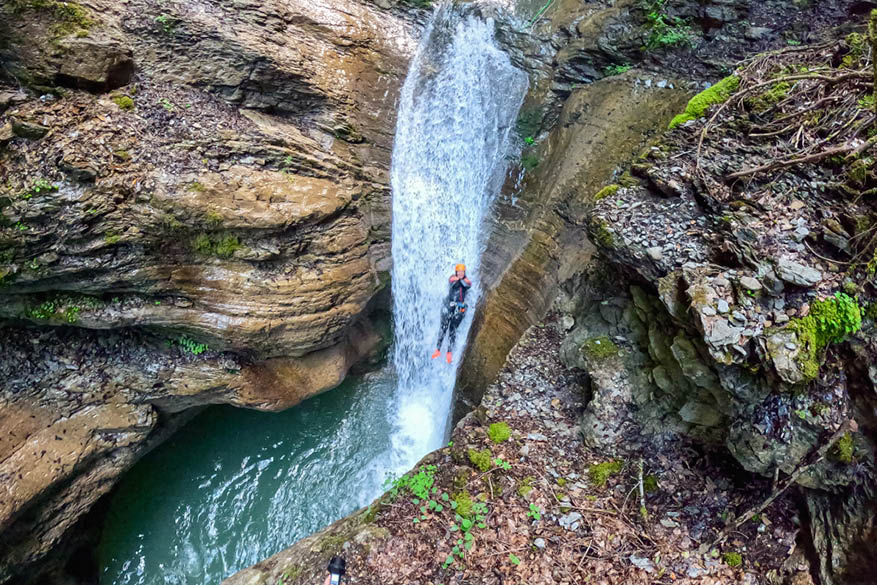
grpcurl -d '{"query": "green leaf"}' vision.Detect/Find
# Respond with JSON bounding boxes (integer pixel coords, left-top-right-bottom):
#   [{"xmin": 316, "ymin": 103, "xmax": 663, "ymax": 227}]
[
  {"xmin": 477, "ymin": 522, "xmax": 486, "ymax": 529},
  {"xmin": 509, "ymin": 553, "xmax": 521, "ymax": 566},
  {"xmin": 413, "ymin": 517, "xmax": 419, "ymax": 523},
  {"xmin": 441, "ymin": 493, "xmax": 449, "ymax": 501},
  {"xmin": 450, "ymin": 524, "xmax": 459, "ymax": 531}
]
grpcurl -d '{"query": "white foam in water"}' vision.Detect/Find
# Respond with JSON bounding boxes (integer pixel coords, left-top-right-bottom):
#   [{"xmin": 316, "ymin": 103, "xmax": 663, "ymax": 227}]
[{"xmin": 385, "ymin": 3, "xmax": 528, "ymax": 475}]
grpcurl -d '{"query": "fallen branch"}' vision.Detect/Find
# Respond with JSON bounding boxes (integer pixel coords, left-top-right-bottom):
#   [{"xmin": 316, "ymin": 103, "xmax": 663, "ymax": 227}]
[
  {"xmin": 725, "ymin": 144, "xmax": 855, "ymax": 180},
  {"xmin": 637, "ymin": 457, "xmax": 648, "ymax": 522},
  {"xmin": 706, "ymin": 419, "xmax": 857, "ymax": 550}
]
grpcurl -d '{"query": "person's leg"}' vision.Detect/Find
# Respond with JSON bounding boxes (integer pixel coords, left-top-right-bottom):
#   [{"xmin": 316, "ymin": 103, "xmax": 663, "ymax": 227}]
[
  {"xmin": 446, "ymin": 312, "xmax": 464, "ymax": 363},
  {"xmin": 433, "ymin": 308, "xmax": 450, "ymax": 358}
]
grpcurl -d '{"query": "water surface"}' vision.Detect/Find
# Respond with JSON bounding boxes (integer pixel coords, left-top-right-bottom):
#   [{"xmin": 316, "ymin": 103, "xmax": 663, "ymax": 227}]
[{"xmin": 99, "ymin": 370, "xmax": 396, "ymax": 585}]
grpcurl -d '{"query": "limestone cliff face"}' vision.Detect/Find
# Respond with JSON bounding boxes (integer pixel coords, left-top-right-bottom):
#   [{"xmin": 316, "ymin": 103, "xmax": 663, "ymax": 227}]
[{"xmin": 0, "ymin": 0, "xmax": 426, "ymax": 581}]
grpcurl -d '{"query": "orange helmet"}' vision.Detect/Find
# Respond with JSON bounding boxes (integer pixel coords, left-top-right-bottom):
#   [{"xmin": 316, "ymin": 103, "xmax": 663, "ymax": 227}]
[{"xmin": 455, "ymin": 263, "xmax": 466, "ymax": 272}]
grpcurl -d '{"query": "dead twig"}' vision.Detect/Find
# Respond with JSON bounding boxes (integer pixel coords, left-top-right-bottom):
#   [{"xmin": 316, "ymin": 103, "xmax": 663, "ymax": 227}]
[{"xmin": 725, "ymin": 143, "xmax": 855, "ymax": 179}]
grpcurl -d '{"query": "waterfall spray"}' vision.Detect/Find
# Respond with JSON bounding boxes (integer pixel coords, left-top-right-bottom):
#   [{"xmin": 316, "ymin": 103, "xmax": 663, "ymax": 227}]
[{"xmin": 386, "ymin": 3, "xmax": 528, "ymax": 473}]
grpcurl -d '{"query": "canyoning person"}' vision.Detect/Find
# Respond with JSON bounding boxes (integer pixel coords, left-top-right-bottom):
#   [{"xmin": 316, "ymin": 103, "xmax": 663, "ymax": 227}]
[{"xmin": 431, "ymin": 263, "xmax": 472, "ymax": 364}]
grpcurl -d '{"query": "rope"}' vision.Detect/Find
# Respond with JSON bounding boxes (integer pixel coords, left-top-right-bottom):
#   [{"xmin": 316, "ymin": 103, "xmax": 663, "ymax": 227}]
[{"xmin": 526, "ymin": 0, "xmax": 555, "ymax": 30}]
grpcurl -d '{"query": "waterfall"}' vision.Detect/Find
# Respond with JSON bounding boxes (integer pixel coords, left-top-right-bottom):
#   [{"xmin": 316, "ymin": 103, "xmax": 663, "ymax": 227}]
[{"xmin": 385, "ymin": 3, "xmax": 528, "ymax": 473}]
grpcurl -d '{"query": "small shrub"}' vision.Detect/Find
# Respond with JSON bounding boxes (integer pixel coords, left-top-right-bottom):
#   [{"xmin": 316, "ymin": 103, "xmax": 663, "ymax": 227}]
[
  {"xmin": 385, "ymin": 465, "xmax": 437, "ymax": 501},
  {"xmin": 641, "ymin": 0, "xmax": 693, "ymax": 50},
  {"xmin": 604, "ymin": 63, "xmax": 632, "ymax": 76},
  {"xmin": 20, "ymin": 178, "xmax": 58, "ymax": 200},
  {"xmin": 588, "ymin": 460, "xmax": 624, "ymax": 487},
  {"xmin": 487, "ymin": 421, "xmax": 512, "ymax": 443},
  {"xmin": 468, "ymin": 448, "xmax": 492, "ymax": 472},
  {"xmin": 175, "ymin": 335, "xmax": 209, "ymax": 355}
]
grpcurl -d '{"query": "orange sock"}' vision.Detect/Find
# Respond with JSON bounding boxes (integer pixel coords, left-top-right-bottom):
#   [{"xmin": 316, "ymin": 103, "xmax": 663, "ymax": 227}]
[{"xmin": 431, "ymin": 349, "xmax": 441, "ymax": 359}]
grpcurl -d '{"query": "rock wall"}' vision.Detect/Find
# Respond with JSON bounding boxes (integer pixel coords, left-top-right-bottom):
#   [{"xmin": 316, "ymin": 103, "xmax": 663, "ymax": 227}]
[
  {"xmin": 0, "ymin": 0, "xmax": 426, "ymax": 581},
  {"xmin": 558, "ymin": 33, "xmax": 877, "ymax": 584}
]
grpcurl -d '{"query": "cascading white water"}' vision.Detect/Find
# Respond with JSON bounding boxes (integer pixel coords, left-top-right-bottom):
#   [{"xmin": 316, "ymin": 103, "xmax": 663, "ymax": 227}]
[{"xmin": 386, "ymin": 3, "xmax": 528, "ymax": 473}]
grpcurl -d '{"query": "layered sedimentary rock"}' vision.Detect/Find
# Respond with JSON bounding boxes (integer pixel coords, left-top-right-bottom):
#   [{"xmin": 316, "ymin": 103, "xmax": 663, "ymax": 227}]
[{"xmin": 0, "ymin": 0, "xmax": 425, "ymax": 581}]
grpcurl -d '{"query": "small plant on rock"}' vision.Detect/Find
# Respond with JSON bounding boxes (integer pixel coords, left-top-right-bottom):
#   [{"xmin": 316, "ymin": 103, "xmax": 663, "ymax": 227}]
[{"xmin": 487, "ymin": 421, "xmax": 512, "ymax": 443}]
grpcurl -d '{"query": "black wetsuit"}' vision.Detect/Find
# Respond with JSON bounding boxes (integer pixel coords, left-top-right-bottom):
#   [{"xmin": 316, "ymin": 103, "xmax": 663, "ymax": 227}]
[{"xmin": 436, "ymin": 276, "xmax": 471, "ymax": 351}]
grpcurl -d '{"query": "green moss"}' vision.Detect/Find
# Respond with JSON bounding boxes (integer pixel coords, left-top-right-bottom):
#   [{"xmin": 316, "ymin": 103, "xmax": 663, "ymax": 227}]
[
  {"xmin": 556, "ymin": 477, "xmax": 567, "ymax": 487},
  {"xmin": 747, "ymin": 81, "xmax": 791, "ymax": 113},
  {"xmin": 521, "ymin": 154, "xmax": 539, "ymax": 171},
  {"xmin": 590, "ymin": 218, "xmax": 615, "ymax": 248},
  {"xmin": 186, "ymin": 181, "xmax": 206, "ymax": 192},
  {"xmin": 10, "ymin": 0, "xmax": 94, "ymax": 36},
  {"xmin": 848, "ymin": 158, "xmax": 872, "ymax": 185},
  {"xmin": 104, "ymin": 232, "xmax": 120, "ymax": 244},
  {"xmin": 668, "ymin": 75, "xmax": 740, "ymax": 129},
  {"xmin": 468, "ymin": 448, "xmax": 492, "ymax": 472},
  {"xmin": 643, "ymin": 474, "xmax": 659, "ymax": 493},
  {"xmin": 588, "ymin": 460, "xmax": 624, "ymax": 487},
  {"xmin": 581, "ymin": 336, "xmax": 619, "ymax": 361},
  {"xmin": 723, "ymin": 552, "xmax": 742, "ymax": 567},
  {"xmin": 191, "ymin": 233, "xmax": 242, "ymax": 258},
  {"xmin": 111, "ymin": 95, "xmax": 134, "ymax": 110},
  {"xmin": 618, "ymin": 171, "xmax": 638, "ymax": 188},
  {"xmin": 517, "ymin": 476, "xmax": 535, "ymax": 499},
  {"xmin": 113, "ymin": 150, "xmax": 131, "ymax": 161},
  {"xmin": 866, "ymin": 302, "xmax": 877, "ymax": 321},
  {"xmin": 487, "ymin": 422, "xmax": 512, "ymax": 443},
  {"xmin": 788, "ymin": 292, "xmax": 863, "ymax": 381},
  {"xmin": 453, "ymin": 491, "xmax": 473, "ymax": 518},
  {"xmin": 843, "ymin": 32, "xmax": 865, "ymax": 67},
  {"xmin": 594, "ymin": 184, "xmax": 620, "ymax": 201},
  {"xmin": 830, "ymin": 432, "xmax": 855, "ymax": 463}
]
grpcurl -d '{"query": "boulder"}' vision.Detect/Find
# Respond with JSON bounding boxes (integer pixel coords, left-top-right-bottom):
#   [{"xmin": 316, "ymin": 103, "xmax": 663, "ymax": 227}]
[
  {"xmin": 775, "ymin": 258, "xmax": 822, "ymax": 287},
  {"xmin": 54, "ymin": 37, "xmax": 135, "ymax": 91},
  {"xmin": 10, "ymin": 118, "xmax": 49, "ymax": 139}
]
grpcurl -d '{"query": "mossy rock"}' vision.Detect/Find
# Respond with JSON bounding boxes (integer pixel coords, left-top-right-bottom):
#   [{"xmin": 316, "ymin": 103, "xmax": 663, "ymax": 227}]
[
  {"xmin": 594, "ymin": 184, "xmax": 620, "ymax": 201},
  {"xmin": 829, "ymin": 432, "xmax": 855, "ymax": 464},
  {"xmin": 588, "ymin": 460, "xmax": 624, "ymax": 487},
  {"xmin": 111, "ymin": 94, "xmax": 134, "ymax": 110},
  {"xmin": 589, "ymin": 218, "xmax": 616, "ymax": 249},
  {"xmin": 746, "ymin": 81, "xmax": 791, "ymax": 113},
  {"xmin": 453, "ymin": 491, "xmax": 473, "ymax": 518},
  {"xmin": 487, "ymin": 421, "xmax": 512, "ymax": 443},
  {"xmin": 516, "ymin": 476, "xmax": 535, "ymax": 499},
  {"xmin": 787, "ymin": 292, "xmax": 862, "ymax": 381},
  {"xmin": 668, "ymin": 75, "xmax": 740, "ymax": 129},
  {"xmin": 581, "ymin": 336, "xmax": 619, "ymax": 361},
  {"xmin": 468, "ymin": 448, "xmax": 492, "ymax": 472}
]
